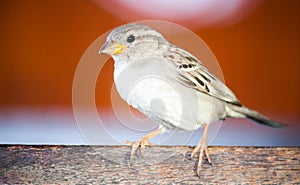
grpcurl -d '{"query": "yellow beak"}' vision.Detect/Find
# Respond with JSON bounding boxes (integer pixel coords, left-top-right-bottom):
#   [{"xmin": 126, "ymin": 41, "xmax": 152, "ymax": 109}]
[{"xmin": 99, "ymin": 41, "xmax": 126, "ymax": 55}]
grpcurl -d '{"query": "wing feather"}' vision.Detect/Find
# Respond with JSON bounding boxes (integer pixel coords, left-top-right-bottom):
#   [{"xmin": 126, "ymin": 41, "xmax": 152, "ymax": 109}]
[{"xmin": 163, "ymin": 45, "xmax": 241, "ymax": 106}]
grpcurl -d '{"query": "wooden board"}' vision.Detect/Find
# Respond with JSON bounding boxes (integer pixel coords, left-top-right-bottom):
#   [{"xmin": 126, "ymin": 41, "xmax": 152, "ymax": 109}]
[{"xmin": 0, "ymin": 145, "xmax": 299, "ymax": 184}]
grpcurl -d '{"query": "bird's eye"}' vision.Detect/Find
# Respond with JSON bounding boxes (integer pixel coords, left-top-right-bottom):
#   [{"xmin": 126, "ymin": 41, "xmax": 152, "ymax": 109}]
[{"xmin": 126, "ymin": 35, "xmax": 135, "ymax": 43}]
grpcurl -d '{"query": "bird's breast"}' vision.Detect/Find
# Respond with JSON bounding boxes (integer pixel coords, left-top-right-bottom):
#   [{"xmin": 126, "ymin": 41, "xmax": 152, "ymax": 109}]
[{"xmin": 113, "ymin": 58, "xmax": 225, "ymax": 131}]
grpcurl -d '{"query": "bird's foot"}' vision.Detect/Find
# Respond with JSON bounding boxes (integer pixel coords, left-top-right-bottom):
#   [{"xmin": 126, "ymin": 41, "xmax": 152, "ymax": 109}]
[
  {"xmin": 124, "ymin": 129, "xmax": 162, "ymax": 165},
  {"xmin": 190, "ymin": 124, "xmax": 212, "ymax": 177},
  {"xmin": 191, "ymin": 137, "xmax": 212, "ymax": 176},
  {"xmin": 124, "ymin": 138, "xmax": 155, "ymax": 165}
]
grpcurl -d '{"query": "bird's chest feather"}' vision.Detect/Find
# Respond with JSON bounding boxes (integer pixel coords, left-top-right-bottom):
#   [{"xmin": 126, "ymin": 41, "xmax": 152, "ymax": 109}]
[{"xmin": 113, "ymin": 58, "xmax": 225, "ymax": 131}]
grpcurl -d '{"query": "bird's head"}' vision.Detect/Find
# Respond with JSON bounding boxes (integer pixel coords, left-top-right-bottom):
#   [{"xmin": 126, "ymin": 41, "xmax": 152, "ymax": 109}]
[{"xmin": 99, "ymin": 23, "xmax": 168, "ymax": 61}]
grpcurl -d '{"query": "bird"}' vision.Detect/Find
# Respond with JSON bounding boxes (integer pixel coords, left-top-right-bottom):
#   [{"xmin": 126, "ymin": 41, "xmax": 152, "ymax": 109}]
[{"xmin": 99, "ymin": 23, "xmax": 286, "ymax": 177}]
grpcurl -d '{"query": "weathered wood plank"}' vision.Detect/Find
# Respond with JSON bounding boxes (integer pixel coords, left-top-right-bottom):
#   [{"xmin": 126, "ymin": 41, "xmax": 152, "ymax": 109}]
[{"xmin": 0, "ymin": 145, "xmax": 299, "ymax": 184}]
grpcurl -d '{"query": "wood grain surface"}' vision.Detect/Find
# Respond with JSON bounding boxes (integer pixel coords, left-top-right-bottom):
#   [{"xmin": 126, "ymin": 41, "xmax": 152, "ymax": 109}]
[{"xmin": 0, "ymin": 145, "xmax": 299, "ymax": 184}]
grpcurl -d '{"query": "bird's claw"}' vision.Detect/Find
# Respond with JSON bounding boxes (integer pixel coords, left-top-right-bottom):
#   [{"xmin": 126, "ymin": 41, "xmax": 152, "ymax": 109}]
[
  {"xmin": 190, "ymin": 132, "xmax": 212, "ymax": 177},
  {"xmin": 191, "ymin": 138, "xmax": 211, "ymax": 159},
  {"xmin": 124, "ymin": 139, "xmax": 154, "ymax": 165}
]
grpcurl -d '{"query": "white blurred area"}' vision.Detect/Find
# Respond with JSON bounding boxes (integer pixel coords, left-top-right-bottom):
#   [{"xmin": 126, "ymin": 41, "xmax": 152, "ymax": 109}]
[
  {"xmin": 95, "ymin": 0, "xmax": 264, "ymax": 29},
  {"xmin": 0, "ymin": 108, "xmax": 299, "ymax": 146}
]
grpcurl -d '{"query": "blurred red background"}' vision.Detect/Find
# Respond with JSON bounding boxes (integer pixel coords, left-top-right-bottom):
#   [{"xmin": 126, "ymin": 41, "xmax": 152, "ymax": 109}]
[{"xmin": 0, "ymin": 0, "xmax": 299, "ymax": 122}]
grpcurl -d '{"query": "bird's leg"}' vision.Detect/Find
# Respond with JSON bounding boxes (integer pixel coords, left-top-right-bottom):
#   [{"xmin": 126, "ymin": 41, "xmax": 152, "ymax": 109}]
[
  {"xmin": 124, "ymin": 128, "xmax": 162, "ymax": 165},
  {"xmin": 190, "ymin": 124, "xmax": 211, "ymax": 176}
]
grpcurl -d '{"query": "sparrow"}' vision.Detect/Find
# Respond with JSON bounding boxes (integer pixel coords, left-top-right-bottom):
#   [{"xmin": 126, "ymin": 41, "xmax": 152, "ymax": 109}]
[{"xmin": 99, "ymin": 23, "xmax": 286, "ymax": 177}]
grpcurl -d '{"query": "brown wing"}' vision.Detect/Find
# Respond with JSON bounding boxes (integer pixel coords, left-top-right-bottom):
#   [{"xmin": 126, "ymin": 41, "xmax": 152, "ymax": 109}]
[{"xmin": 163, "ymin": 45, "xmax": 241, "ymax": 106}]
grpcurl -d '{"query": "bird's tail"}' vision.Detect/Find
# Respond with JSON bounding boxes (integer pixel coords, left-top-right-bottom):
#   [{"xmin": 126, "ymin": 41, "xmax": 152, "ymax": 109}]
[{"xmin": 226, "ymin": 104, "xmax": 287, "ymax": 128}]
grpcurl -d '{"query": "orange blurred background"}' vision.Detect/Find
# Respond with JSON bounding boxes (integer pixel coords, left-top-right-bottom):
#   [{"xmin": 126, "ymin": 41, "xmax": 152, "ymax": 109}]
[{"xmin": 0, "ymin": 0, "xmax": 299, "ymax": 123}]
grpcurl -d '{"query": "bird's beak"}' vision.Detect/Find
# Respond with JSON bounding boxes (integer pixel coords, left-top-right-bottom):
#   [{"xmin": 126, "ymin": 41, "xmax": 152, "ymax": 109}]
[{"xmin": 99, "ymin": 41, "xmax": 126, "ymax": 55}]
